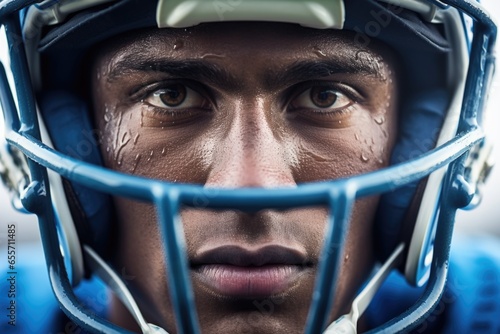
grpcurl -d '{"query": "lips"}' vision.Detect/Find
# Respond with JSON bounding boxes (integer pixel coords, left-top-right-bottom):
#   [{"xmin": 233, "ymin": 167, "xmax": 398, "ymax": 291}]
[{"xmin": 191, "ymin": 245, "xmax": 312, "ymax": 298}]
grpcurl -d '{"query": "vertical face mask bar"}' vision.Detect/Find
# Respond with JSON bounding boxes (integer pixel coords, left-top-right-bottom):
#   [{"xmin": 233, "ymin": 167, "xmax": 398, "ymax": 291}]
[
  {"xmin": 368, "ymin": 157, "xmax": 462, "ymax": 334},
  {"xmin": 4, "ymin": 16, "xmax": 39, "ymax": 140},
  {"xmin": 304, "ymin": 185, "xmax": 355, "ymax": 334},
  {"xmin": 455, "ymin": 0, "xmax": 497, "ymax": 132},
  {"xmin": 367, "ymin": 0, "xmax": 497, "ymax": 332},
  {"xmin": 0, "ymin": 64, "xmax": 20, "ymax": 133},
  {"xmin": 0, "ymin": 0, "xmax": 38, "ymax": 21},
  {"xmin": 3, "ymin": 15, "xmax": 42, "ymax": 184},
  {"xmin": 155, "ymin": 188, "xmax": 201, "ymax": 334},
  {"xmin": 1, "ymin": 9, "xmax": 135, "ymax": 334}
]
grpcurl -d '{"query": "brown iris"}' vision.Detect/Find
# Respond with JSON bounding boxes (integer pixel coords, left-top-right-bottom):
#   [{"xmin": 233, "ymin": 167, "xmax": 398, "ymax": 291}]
[
  {"xmin": 158, "ymin": 84, "xmax": 187, "ymax": 107},
  {"xmin": 310, "ymin": 87, "xmax": 338, "ymax": 108}
]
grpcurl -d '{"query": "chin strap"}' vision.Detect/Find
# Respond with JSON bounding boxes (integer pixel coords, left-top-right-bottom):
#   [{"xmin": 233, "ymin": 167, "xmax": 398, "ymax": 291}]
[
  {"xmin": 324, "ymin": 243, "xmax": 405, "ymax": 334},
  {"xmin": 83, "ymin": 245, "xmax": 168, "ymax": 334}
]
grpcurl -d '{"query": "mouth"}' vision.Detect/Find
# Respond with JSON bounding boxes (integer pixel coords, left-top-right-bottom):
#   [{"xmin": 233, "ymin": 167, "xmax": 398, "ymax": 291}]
[{"xmin": 190, "ymin": 245, "xmax": 313, "ymax": 299}]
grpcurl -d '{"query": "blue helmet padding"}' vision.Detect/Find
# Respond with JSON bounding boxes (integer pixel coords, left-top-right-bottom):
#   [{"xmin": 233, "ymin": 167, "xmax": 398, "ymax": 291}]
[
  {"xmin": 343, "ymin": 1, "xmax": 450, "ymax": 96},
  {"xmin": 375, "ymin": 89, "xmax": 448, "ymax": 259},
  {"xmin": 39, "ymin": 91, "xmax": 111, "ymax": 253},
  {"xmin": 38, "ymin": 0, "xmax": 156, "ymax": 52}
]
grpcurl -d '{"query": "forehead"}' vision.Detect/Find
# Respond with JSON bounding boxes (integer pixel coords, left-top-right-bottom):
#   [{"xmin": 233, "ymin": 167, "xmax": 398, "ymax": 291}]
[{"xmin": 94, "ymin": 22, "xmax": 395, "ymax": 77}]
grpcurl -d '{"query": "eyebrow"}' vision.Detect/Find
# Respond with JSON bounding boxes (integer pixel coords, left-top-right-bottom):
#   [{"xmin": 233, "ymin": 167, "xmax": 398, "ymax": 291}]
[
  {"xmin": 107, "ymin": 54, "xmax": 384, "ymax": 91},
  {"xmin": 108, "ymin": 56, "xmax": 241, "ymax": 90},
  {"xmin": 266, "ymin": 58, "xmax": 383, "ymax": 90}
]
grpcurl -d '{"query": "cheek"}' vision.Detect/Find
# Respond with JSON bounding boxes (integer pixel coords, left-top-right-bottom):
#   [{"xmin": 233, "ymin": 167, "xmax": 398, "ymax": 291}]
[
  {"xmin": 97, "ymin": 106, "xmax": 213, "ymax": 183},
  {"xmin": 291, "ymin": 108, "xmax": 395, "ymax": 183}
]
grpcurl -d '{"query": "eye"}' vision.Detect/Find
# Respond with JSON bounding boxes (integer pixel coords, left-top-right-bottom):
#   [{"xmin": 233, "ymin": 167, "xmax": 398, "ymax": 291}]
[
  {"xmin": 290, "ymin": 86, "xmax": 354, "ymax": 111},
  {"xmin": 144, "ymin": 84, "xmax": 209, "ymax": 110}
]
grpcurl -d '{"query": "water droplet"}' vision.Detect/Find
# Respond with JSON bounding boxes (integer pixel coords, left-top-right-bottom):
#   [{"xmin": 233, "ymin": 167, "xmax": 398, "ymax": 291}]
[
  {"xmin": 370, "ymin": 145, "xmax": 375, "ymax": 153},
  {"xmin": 104, "ymin": 111, "xmax": 111, "ymax": 123},
  {"xmin": 121, "ymin": 132, "xmax": 128, "ymax": 144},
  {"xmin": 361, "ymin": 153, "xmax": 369, "ymax": 162},
  {"xmin": 132, "ymin": 154, "xmax": 141, "ymax": 173},
  {"xmin": 117, "ymin": 112, "xmax": 123, "ymax": 127},
  {"xmin": 314, "ymin": 47, "xmax": 327, "ymax": 58},
  {"xmin": 106, "ymin": 146, "xmax": 110, "ymax": 152},
  {"xmin": 173, "ymin": 40, "xmax": 184, "ymax": 50},
  {"xmin": 201, "ymin": 53, "xmax": 226, "ymax": 60},
  {"xmin": 133, "ymin": 133, "xmax": 140, "ymax": 145},
  {"xmin": 374, "ymin": 115, "xmax": 385, "ymax": 125},
  {"xmin": 354, "ymin": 133, "xmax": 360, "ymax": 141},
  {"xmin": 161, "ymin": 147, "xmax": 166, "ymax": 156},
  {"xmin": 147, "ymin": 150, "xmax": 154, "ymax": 162},
  {"xmin": 378, "ymin": 158, "xmax": 384, "ymax": 164},
  {"xmin": 382, "ymin": 130, "xmax": 388, "ymax": 138}
]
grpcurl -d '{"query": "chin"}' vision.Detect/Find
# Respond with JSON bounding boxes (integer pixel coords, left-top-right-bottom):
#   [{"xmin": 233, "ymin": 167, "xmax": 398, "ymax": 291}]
[{"xmin": 197, "ymin": 312, "xmax": 306, "ymax": 334}]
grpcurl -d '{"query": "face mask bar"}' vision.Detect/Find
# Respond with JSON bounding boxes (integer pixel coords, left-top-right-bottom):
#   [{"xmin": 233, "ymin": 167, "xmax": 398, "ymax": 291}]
[
  {"xmin": 0, "ymin": 78, "xmax": 485, "ymax": 334},
  {"xmin": 0, "ymin": 0, "xmax": 496, "ymax": 333},
  {"xmin": 0, "ymin": 61, "xmax": 486, "ymax": 334}
]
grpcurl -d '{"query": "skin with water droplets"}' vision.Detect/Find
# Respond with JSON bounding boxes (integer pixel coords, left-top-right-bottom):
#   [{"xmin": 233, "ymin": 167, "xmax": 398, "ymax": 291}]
[
  {"xmin": 173, "ymin": 40, "xmax": 184, "ymax": 50},
  {"xmin": 374, "ymin": 115, "xmax": 385, "ymax": 125},
  {"xmin": 314, "ymin": 46, "xmax": 327, "ymax": 58},
  {"xmin": 91, "ymin": 22, "xmax": 399, "ymax": 333}
]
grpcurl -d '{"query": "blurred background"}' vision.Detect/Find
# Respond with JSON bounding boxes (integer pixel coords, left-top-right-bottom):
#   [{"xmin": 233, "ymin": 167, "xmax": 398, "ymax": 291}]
[
  {"xmin": 454, "ymin": 0, "xmax": 499, "ymax": 236},
  {"xmin": 0, "ymin": 1, "xmax": 499, "ymax": 245}
]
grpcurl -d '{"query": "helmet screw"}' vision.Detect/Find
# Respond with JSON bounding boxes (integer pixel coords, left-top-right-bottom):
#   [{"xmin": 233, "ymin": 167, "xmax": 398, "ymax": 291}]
[
  {"xmin": 20, "ymin": 181, "xmax": 47, "ymax": 213},
  {"xmin": 451, "ymin": 174, "xmax": 474, "ymax": 209}
]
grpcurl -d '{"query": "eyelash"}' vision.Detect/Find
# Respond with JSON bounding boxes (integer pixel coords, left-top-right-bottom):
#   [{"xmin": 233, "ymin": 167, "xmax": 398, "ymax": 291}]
[
  {"xmin": 131, "ymin": 80, "xmax": 362, "ymax": 120},
  {"xmin": 287, "ymin": 81, "xmax": 363, "ymax": 110},
  {"xmin": 131, "ymin": 80, "xmax": 212, "ymax": 107}
]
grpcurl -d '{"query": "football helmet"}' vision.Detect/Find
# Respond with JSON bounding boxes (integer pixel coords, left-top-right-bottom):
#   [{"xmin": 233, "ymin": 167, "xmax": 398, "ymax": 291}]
[{"xmin": 0, "ymin": 0, "xmax": 496, "ymax": 333}]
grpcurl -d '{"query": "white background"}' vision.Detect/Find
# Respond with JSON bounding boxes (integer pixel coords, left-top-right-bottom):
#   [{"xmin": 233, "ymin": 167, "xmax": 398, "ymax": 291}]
[{"xmin": 0, "ymin": 1, "xmax": 499, "ymax": 242}]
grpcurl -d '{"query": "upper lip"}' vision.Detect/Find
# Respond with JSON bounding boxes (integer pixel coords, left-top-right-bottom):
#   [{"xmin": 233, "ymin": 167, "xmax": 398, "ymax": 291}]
[{"xmin": 191, "ymin": 244, "xmax": 310, "ymax": 267}]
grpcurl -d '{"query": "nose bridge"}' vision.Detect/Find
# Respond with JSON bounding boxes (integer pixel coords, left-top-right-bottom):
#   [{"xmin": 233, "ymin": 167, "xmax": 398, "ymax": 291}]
[{"xmin": 206, "ymin": 100, "xmax": 295, "ymax": 188}]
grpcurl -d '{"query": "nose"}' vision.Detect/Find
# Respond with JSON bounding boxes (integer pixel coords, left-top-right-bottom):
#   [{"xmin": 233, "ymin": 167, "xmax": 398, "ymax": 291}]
[{"xmin": 205, "ymin": 100, "xmax": 296, "ymax": 188}]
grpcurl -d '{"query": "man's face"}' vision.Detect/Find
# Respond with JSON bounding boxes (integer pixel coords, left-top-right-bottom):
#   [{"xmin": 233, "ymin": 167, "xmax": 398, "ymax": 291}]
[{"xmin": 92, "ymin": 22, "xmax": 398, "ymax": 333}]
